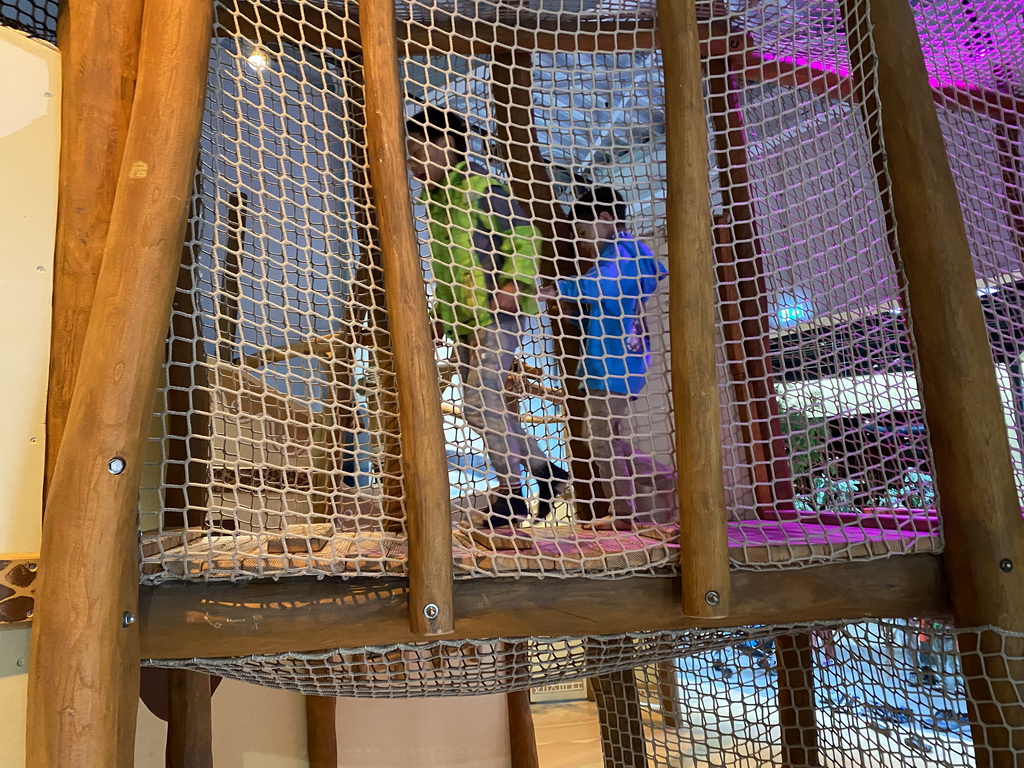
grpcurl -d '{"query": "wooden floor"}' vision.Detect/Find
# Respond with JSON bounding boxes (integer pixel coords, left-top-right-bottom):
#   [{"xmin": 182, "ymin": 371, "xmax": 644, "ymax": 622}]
[{"xmin": 144, "ymin": 519, "xmax": 940, "ymax": 579}]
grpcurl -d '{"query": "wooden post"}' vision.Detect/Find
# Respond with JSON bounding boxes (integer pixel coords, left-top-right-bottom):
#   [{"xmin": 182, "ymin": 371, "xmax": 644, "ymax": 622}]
[
  {"xmin": 26, "ymin": 0, "xmax": 213, "ymax": 764},
  {"xmin": 707, "ymin": 59, "xmax": 796, "ymax": 512},
  {"xmin": 165, "ymin": 670, "xmax": 214, "ymax": 768},
  {"xmin": 507, "ymin": 690, "xmax": 541, "ymax": 768},
  {"xmin": 592, "ymin": 670, "xmax": 648, "ymax": 768},
  {"xmin": 163, "ymin": 172, "xmax": 212, "ymax": 529},
  {"xmin": 657, "ymin": 0, "xmax": 730, "ymax": 617},
  {"xmin": 358, "ymin": 0, "xmax": 454, "ymax": 635},
  {"xmin": 775, "ymin": 633, "xmax": 820, "ymax": 768},
  {"xmin": 217, "ymin": 191, "xmax": 247, "ymax": 362},
  {"xmin": 490, "ymin": 52, "xmax": 600, "ymax": 520},
  {"xmin": 305, "ymin": 696, "xmax": 338, "ymax": 768},
  {"xmin": 841, "ymin": 0, "xmax": 1024, "ymax": 763},
  {"xmin": 996, "ymin": 124, "xmax": 1024, "ymax": 261},
  {"xmin": 655, "ymin": 661, "xmax": 679, "ymax": 728},
  {"xmin": 46, "ymin": 0, "xmax": 145, "ymax": 492}
]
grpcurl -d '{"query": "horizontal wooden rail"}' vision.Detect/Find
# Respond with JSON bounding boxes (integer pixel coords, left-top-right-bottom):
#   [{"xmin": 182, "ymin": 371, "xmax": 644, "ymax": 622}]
[
  {"xmin": 139, "ymin": 554, "xmax": 947, "ymax": 659},
  {"xmin": 217, "ymin": 5, "xmax": 1024, "ymax": 125}
]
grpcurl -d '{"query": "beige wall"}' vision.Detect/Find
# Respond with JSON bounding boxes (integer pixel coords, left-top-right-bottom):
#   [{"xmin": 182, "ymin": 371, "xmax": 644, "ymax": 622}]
[
  {"xmin": 135, "ymin": 679, "xmax": 512, "ymax": 768},
  {"xmin": 0, "ymin": 25, "xmax": 59, "ymax": 768}
]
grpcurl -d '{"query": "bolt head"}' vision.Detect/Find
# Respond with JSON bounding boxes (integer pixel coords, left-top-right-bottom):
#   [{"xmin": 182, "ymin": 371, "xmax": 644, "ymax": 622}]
[
  {"xmin": 705, "ymin": 591, "xmax": 721, "ymax": 607},
  {"xmin": 122, "ymin": 611, "xmax": 136, "ymax": 627},
  {"xmin": 108, "ymin": 457, "xmax": 126, "ymax": 475},
  {"xmin": 423, "ymin": 603, "xmax": 440, "ymax": 620},
  {"xmin": 25, "ymin": 609, "xmax": 33, "ymax": 619},
  {"xmin": 1000, "ymin": 558, "xmax": 1014, "ymax": 573},
  {"xmin": 26, "ymin": 562, "xmax": 37, "ymax": 572}
]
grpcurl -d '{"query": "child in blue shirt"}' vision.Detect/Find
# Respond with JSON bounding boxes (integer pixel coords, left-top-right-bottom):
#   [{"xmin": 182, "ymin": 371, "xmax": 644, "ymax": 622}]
[{"xmin": 541, "ymin": 187, "xmax": 668, "ymax": 525}]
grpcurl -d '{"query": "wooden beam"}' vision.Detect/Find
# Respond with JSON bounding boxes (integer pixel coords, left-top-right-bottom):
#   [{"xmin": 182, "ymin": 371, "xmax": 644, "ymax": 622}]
[
  {"xmin": 359, "ymin": 0, "xmax": 454, "ymax": 635},
  {"xmin": 165, "ymin": 670, "xmax": 214, "ymax": 768},
  {"xmin": 775, "ymin": 632, "xmax": 820, "ymax": 768},
  {"xmin": 657, "ymin": 0, "xmax": 730, "ymax": 618},
  {"xmin": 46, "ymin": 0, "xmax": 144, "ymax": 493},
  {"xmin": 507, "ymin": 690, "xmax": 540, "ymax": 768},
  {"xmin": 840, "ymin": 1, "xmax": 1024, "ymax": 763},
  {"xmin": 592, "ymin": 668, "xmax": 647, "ymax": 768},
  {"xmin": 707, "ymin": 61, "xmax": 796, "ymax": 511},
  {"xmin": 26, "ymin": 0, "xmax": 213, "ymax": 764},
  {"xmin": 139, "ymin": 554, "xmax": 948, "ymax": 659},
  {"xmin": 305, "ymin": 696, "xmax": 339, "ymax": 768}
]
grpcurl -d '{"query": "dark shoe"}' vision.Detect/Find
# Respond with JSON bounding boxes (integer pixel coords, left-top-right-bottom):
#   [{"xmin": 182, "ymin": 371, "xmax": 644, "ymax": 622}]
[
  {"xmin": 484, "ymin": 488, "xmax": 529, "ymax": 528},
  {"xmin": 533, "ymin": 463, "xmax": 570, "ymax": 519}
]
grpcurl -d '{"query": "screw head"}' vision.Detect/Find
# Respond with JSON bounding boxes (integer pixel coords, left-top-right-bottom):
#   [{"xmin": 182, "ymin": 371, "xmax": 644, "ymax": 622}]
[
  {"xmin": 422, "ymin": 603, "xmax": 440, "ymax": 620},
  {"xmin": 122, "ymin": 611, "xmax": 136, "ymax": 628},
  {"xmin": 25, "ymin": 609, "xmax": 33, "ymax": 619},
  {"xmin": 705, "ymin": 591, "xmax": 721, "ymax": 607},
  {"xmin": 26, "ymin": 562, "xmax": 37, "ymax": 572},
  {"xmin": 108, "ymin": 457, "xmax": 126, "ymax": 475},
  {"xmin": 16, "ymin": 658, "xmax": 25, "ymax": 667},
  {"xmin": 1000, "ymin": 558, "xmax": 1014, "ymax": 573}
]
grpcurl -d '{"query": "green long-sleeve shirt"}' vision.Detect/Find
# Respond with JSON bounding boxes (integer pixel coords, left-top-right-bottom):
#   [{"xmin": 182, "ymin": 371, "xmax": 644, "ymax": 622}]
[{"xmin": 421, "ymin": 162, "xmax": 541, "ymax": 339}]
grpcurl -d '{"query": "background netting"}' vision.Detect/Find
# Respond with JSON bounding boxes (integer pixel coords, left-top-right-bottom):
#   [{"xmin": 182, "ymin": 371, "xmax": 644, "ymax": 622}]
[
  {"xmin": 0, "ymin": 0, "xmax": 56, "ymax": 42},
  {"xmin": 151, "ymin": 620, "xmax": 1024, "ymax": 765},
  {"xmin": 137, "ymin": 0, "xmax": 1021, "ymax": 583}
]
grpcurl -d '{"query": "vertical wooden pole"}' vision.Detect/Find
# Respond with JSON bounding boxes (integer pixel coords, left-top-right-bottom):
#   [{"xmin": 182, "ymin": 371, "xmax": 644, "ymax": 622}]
[
  {"xmin": 841, "ymin": 1, "xmax": 1024, "ymax": 764},
  {"xmin": 165, "ymin": 670, "xmax": 214, "ymax": 768},
  {"xmin": 217, "ymin": 191, "xmax": 247, "ymax": 362},
  {"xmin": 305, "ymin": 696, "xmax": 338, "ymax": 768},
  {"xmin": 507, "ymin": 690, "xmax": 541, "ymax": 768},
  {"xmin": 655, "ymin": 661, "xmax": 679, "ymax": 728},
  {"xmin": 592, "ymin": 669, "xmax": 648, "ymax": 768},
  {"xmin": 657, "ymin": 0, "xmax": 730, "ymax": 617},
  {"xmin": 164, "ymin": 172, "xmax": 212, "ymax": 530},
  {"xmin": 46, "ymin": 0, "xmax": 145, "ymax": 492},
  {"xmin": 27, "ymin": 0, "xmax": 213, "ymax": 764},
  {"xmin": 358, "ymin": 0, "xmax": 453, "ymax": 635},
  {"xmin": 490, "ymin": 51, "xmax": 600, "ymax": 520},
  {"xmin": 707, "ymin": 60, "xmax": 796, "ymax": 512},
  {"xmin": 775, "ymin": 633, "xmax": 820, "ymax": 768}
]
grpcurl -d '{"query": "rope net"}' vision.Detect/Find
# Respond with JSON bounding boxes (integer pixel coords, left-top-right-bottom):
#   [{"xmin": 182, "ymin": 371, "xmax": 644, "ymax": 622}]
[
  {"xmin": 0, "ymin": 0, "xmax": 56, "ymax": 42},
  {"xmin": 137, "ymin": 0, "xmax": 1022, "ymax": 583},
  {"xmin": 151, "ymin": 620, "xmax": 1024, "ymax": 765}
]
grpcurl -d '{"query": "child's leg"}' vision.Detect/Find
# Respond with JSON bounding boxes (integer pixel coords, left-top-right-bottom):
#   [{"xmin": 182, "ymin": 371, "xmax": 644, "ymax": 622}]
[{"xmin": 585, "ymin": 391, "xmax": 637, "ymax": 520}]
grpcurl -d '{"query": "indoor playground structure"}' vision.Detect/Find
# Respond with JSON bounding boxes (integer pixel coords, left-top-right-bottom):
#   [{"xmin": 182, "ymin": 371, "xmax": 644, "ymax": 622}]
[{"xmin": 1, "ymin": 0, "xmax": 1024, "ymax": 764}]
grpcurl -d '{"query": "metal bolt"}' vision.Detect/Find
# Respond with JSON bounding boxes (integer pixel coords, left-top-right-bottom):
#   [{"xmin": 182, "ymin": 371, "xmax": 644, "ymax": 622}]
[
  {"xmin": 1000, "ymin": 558, "xmax": 1014, "ymax": 573},
  {"xmin": 122, "ymin": 611, "xmax": 136, "ymax": 628},
  {"xmin": 16, "ymin": 658, "xmax": 25, "ymax": 667},
  {"xmin": 422, "ymin": 603, "xmax": 440, "ymax": 620},
  {"xmin": 705, "ymin": 591, "xmax": 721, "ymax": 607},
  {"xmin": 36, "ymin": 265, "xmax": 45, "ymax": 272},
  {"xmin": 25, "ymin": 609, "xmax": 33, "ymax": 619},
  {"xmin": 26, "ymin": 562, "xmax": 37, "ymax": 572},
  {"xmin": 108, "ymin": 457, "xmax": 126, "ymax": 475}
]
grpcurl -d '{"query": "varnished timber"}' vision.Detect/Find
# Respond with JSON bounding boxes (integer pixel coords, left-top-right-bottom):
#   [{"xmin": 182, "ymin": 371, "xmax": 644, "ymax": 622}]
[
  {"xmin": 657, "ymin": 0, "xmax": 730, "ymax": 617},
  {"xmin": 489, "ymin": 52, "xmax": 599, "ymax": 519},
  {"xmin": 216, "ymin": 191, "xmax": 247, "ymax": 362},
  {"xmin": 507, "ymin": 690, "xmax": 541, "ymax": 768},
  {"xmin": 841, "ymin": 1, "xmax": 1024, "ymax": 765},
  {"xmin": 707, "ymin": 60, "xmax": 796, "ymax": 511},
  {"xmin": 26, "ymin": 0, "xmax": 213, "ymax": 764},
  {"xmin": 139, "ymin": 554, "xmax": 947, "ymax": 659},
  {"xmin": 592, "ymin": 668, "xmax": 647, "ymax": 768},
  {"xmin": 165, "ymin": 670, "xmax": 214, "ymax": 768},
  {"xmin": 359, "ymin": 0, "xmax": 454, "ymax": 635},
  {"xmin": 46, "ymin": 0, "xmax": 144, "ymax": 492},
  {"xmin": 776, "ymin": 632, "xmax": 820, "ymax": 768},
  {"xmin": 305, "ymin": 696, "xmax": 339, "ymax": 768}
]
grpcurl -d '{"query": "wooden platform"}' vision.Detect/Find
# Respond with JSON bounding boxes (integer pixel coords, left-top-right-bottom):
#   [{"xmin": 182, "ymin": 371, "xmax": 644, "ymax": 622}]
[{"xmin": 142, "ymin": 520, "xmax": 940, "ymax": 579}]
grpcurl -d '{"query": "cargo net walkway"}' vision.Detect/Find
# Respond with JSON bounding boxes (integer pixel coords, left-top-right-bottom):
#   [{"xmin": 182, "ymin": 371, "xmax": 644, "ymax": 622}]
[
  {"xmin": 137, "ymin": 0, "xmax": 1022, "ymax": 584},
  {"xmin": 153, "ymin": 619, "xmax": 1024, "ymax": 766}
]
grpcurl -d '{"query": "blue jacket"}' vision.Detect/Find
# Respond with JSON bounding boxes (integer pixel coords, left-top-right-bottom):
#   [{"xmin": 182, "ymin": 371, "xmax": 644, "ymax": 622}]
[{"xmin": 557, "ymin": 233, "xmax": 667, "ymax": 396}]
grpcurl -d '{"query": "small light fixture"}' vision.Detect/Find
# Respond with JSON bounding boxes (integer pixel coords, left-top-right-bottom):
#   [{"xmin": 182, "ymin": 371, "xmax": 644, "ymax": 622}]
[{"xmin": 245, "ymin": 46, "xmax": 273, "ymax": 73}]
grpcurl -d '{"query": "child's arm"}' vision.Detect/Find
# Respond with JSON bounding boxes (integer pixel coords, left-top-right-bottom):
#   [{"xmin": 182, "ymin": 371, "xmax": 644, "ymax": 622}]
[{"xmin": 475, "ymin": 186, "xmax": 540, "ymax": 298}]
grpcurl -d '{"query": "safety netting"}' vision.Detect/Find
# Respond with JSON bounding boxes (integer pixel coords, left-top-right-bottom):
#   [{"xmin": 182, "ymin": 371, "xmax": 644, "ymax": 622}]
[
  {"xmin": 0, "ymin": 0, "xmax": 56, "ymax": 42},
  {"xmin": 150, "ymin": 619, "xmax": 1024, "ymax": 766},
  {"xmin": 137, "ymin": 0, "xmax": 1021, "ymax": 583}
]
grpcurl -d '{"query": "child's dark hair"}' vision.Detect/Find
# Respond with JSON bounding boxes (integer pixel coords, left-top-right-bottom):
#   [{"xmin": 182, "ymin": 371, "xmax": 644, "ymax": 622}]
[
  {"xmin": 405, "ymin": 107, "xmax": 468, "ymax": 160},
  {"xmin": 572, "ymin": 186, "xmax": 628, "ymax": 223}
]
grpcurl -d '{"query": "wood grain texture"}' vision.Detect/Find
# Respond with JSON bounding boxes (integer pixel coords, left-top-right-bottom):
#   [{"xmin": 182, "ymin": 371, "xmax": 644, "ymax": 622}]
[
  {"xmin": 707, "ymin": 63, "xmax": 796, "ymax": 511},
  {"xmin": 27, "ymin": 0, "xmax": 213, "ymax": 764},
  {"xmin": 776, "ymin": 632, "xmax": 820, "ymax": 767},
  {"xmin": 139, "ymin": 554, "xmax": 948, "ymax": 659},
  {"xmin": 46, "ymin": 0, "xmax": 144, "ymax": 492},
  {"xmin": 165, "ymin": 670, "xmax": 213, "ymax": 768},
  {"xmin": 507, "ymin": 690, "xmax": 541, "ymax": 768},
  {"xmin": 841, "ymin": 0, "xmax": 1024, "ymax": 631},
  {"xmin": 0, "ymin": 555, "xmax": 38, "ymax": 624},
  {"xmin": 656, "ymin": 0, "xmax": 730, "ymax": 618},
  {"xmin": 305, "ymin": 696, "xmax": 339, "ymax": 768},
  {"xmin": 359, "ymin": 0, "xmax": 454, "ymax": 635}
]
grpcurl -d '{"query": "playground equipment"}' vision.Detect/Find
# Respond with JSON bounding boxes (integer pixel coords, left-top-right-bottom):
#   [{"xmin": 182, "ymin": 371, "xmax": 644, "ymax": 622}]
[{"xmin": 3, "ymin": 0, "xmax": 1024, "ymax": 764}]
